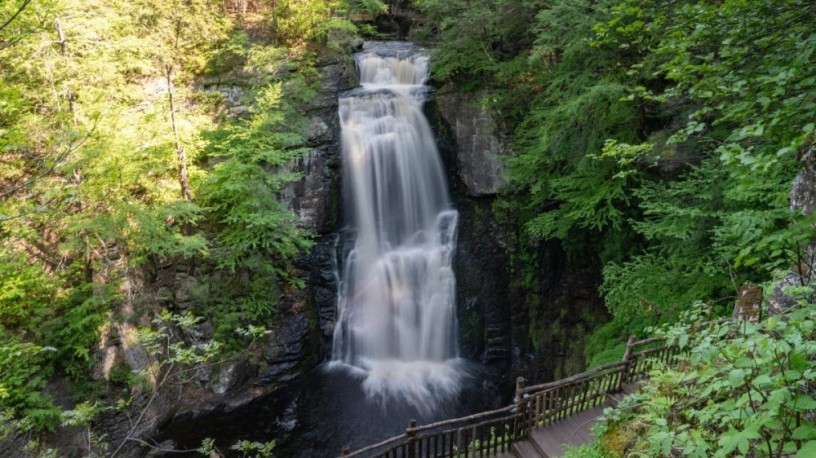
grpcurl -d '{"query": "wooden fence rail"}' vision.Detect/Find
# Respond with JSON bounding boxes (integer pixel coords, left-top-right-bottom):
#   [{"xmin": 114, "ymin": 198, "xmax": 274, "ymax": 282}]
[{"xmin": 340, "ymin": 335, "xmax": 679, "ymax": 458}]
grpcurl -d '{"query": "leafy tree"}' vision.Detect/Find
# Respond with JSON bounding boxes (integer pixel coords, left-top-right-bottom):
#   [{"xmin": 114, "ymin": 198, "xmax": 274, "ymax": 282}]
[
  {"xmin": 0, "ymin": 340, "xmax": 59, "ymax": 430},
  {"xmin": 414, "ymin": 0, "xmax": 816, "ymax": 364},
  {"xmin": 133, "ymin": 0, "xmax": 231, "ymax": 202},
  {"xmin": 0, "ymin": 0, "xmax": 327, "ymax": 444}
]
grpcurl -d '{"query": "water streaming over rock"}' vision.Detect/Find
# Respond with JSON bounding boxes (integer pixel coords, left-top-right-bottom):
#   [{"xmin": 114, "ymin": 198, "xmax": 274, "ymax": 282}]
[{"xmin": 330, "ymin": 42, "xmax": 465, "ymax": 412}]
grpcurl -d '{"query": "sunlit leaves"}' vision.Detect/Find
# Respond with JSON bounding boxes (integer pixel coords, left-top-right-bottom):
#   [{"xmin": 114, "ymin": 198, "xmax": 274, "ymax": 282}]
[
  {"xmin": 0, "ymin": 0, "xmax": 322, "ymax": 435},
  {"xmin": 0, "ymin": 340, "xmax": 59, "ymax": 430},
  {"xmin": 594, "ymin": 303, "xmax": 816, "ymax": 457}
]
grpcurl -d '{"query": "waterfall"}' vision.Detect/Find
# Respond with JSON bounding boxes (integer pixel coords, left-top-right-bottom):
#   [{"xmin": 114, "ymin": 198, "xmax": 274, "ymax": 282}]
[{"xmin": 330, "ymin": 42, "xmax": 464, "ymax": 411}]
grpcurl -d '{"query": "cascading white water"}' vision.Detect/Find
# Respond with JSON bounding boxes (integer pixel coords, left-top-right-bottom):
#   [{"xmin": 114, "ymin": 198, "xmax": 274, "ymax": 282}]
[{"xmin": 330, "ymin": 42, "xmax": 464, "ymax": 411}]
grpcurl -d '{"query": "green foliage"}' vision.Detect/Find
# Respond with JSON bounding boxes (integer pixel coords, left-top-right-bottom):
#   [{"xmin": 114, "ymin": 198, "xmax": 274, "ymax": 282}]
[
  {"xmin": 413, "ymin": 0, "xmax": 546, "ymax": 91},
  {"xmin": 138, "ymin": 311, "xmax": 223, "ymax": 374},
  {"xmin": 415, "ymin": 0, "xmax": 816, "ymax": 363},
  {"xmin": 591, "ymin": 303, "xmax": 816, "ymax": 457},
  {"xmin": 197, "ymin": 42, "xmax": 316, "ymax": 339},
  {"xmin": 0, "ymin": 0, "xmax": 335, "ymax": 439},
  {"xmin": 134, "ymin": 0, "xmax": 232, "ymax": 79},
  {"xmin": 274, "ymin": 0, "xmax": 350, "ymax": 44},
  {"xmin": 47, "ymin": 287, "xmax": 111, "ymax": 379},
  {"xmin": 61, "ymin": 401, "xmax": 108, "ymax": 454},
  {"xmin": 201, "ymin": 85, "xmax": 310, "ymax": 274},
  {"xmin": 341, "ymin": 0, "xmax": 387, "ymax": 16},
  {"xmin": 563, "ymin": 443, "xmax": 617, "ymax": 458},
  {"xmin": 200, "ymin": 44, "xmax": 314, "ymax": 279},
  {"xmin": 601, "ymin": 253, "xmax": 724, "ymax": 334},
  {"xmin": 0, "ymin": 253, "xmax": 57, "ymax": 328},
  {"xmin": 0, "ymin": 340, "xmax": 59, "ymax": 430},
  {"xmin": 230, "ymin": 439, "xmax": 277, "ymax": 458}
]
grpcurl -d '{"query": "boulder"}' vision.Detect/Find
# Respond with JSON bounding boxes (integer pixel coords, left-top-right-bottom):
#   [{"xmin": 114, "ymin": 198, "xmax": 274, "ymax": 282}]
[
  {"xmin": 435, "ymin": 91, "xmax": 511, "ymax": 196},
  {"xmin": 263, "ymin": 313, "xmax": 310, "ymax": 364},
  {"xmin": 769, "ymin": 137, "xmax": 816, "ymax": 313},
  {"xmin": 212, "ymin": 360, "xmax": 257, "ymax": 395}
]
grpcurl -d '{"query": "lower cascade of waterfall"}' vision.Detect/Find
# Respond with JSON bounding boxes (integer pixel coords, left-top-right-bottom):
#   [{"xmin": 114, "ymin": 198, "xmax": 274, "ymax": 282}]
[{"xmin": 329, "ymin": 41, "xmax": 466, "ymax": 413}]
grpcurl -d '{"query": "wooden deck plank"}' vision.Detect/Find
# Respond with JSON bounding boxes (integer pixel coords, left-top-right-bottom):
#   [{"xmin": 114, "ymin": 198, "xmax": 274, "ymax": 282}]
[
  {"xmin": 486, "ymin": 451, "xmax": 516, "ymax": 458},
  {"xmin": 511, "ymin": 440, "xmax": 546, "ymax": 458},
  {"xmin": 606, "ymin": 383, "xmax": 638, "ymax": 407},
  {"xmin": 528, "ymin": 405, "xmax": 606, "ymax": 458}
]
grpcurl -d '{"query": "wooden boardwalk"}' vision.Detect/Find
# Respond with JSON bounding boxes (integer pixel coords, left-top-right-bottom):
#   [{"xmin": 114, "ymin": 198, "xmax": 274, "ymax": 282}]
[
  {"xmin": 506, "ymin": 384, "xmax": 637, "ymax": 457},
  {"xmin": 340, "ymin": 337, "xmax": 675, "ymax": 458},
  {"xmin": 434, "ymin": 404, "xmax": 610, "ymax": 458},
  {"xmin": 506, "ymin": 383, "xmax": 636, "ymax": 458}
]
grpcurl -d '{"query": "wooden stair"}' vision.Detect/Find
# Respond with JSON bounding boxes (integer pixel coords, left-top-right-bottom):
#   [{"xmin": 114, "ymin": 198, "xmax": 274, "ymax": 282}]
[
  {"xmin": 511, "ymin": 439, "xmax": 546, "ymax": 457},
  {"xmin": 504, "ymin": 385, "xmax": 638, "ymax": 457}
]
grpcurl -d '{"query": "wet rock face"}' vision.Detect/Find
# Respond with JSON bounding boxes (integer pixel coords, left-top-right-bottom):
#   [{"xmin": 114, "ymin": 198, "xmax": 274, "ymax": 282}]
[
  {"xmin": 770, "ymin": 138, "xmax": 816, "ymax": 314},
  {"xmin": 435, "ymin": 91, "xmax": 510, "ymax": 197},
  {"xmin": 310, "ymin": 232, "xmax": 342, "ymax": 356},
  {"xmin": 263, "ymin": 313, "xmax": 310, "ymax": 364},
  {"xmin": 281, "ymin": 60, "xmax": 354, "ymax": 235},
  {"xmin": 451, "ymin": 198, "xmax": 514, "ymax": 367},
  {"xmin": 427, "ymin": 93, "xmax": 519, "ymax": 381},
  {"xmin": 428, "ymin": 89, "xmax": 608, "ymax": 390},
  {"xmin": 281, "ymin": 147, "xmax": 336, "ymax": 233},
  {"xmin": 260, "ymin": 312, "xmax": 312, "ymax": 383},
  {"xmin": 213, "ymin": 360, "xmax": 257, "ymax": 395},
  {"xmin": 791, "ymin": 138, "xmax": 816, "ymax": 214}
]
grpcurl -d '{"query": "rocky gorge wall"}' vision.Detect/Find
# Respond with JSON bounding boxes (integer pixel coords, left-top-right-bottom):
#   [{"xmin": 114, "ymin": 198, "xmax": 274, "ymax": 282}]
[
  {"xmin": 177, "ymin": 38, "xmax": 612, "ymax": 412},
  {"xmin": 427, "ymin": 88, "xmax": 609, "ymax": 390},
  {"xmin": 260, "ymin": 48, "xmax": 612, "ymax": 398}
]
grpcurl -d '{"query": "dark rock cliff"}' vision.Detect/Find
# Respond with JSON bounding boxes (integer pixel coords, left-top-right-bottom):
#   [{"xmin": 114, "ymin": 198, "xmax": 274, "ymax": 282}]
[
  {"xmin": 427, "ymin": 87, "xmax": 608, "ymax": 391},
  {"xmin": 270, "ymin": 54, "xmax": 356, "ymax": 380}
]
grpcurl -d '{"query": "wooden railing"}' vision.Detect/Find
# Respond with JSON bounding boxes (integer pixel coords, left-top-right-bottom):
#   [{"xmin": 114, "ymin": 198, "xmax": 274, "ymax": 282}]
[{"xmin": 340, "ymin": 335, "xmax": 679, "ymax": 458}]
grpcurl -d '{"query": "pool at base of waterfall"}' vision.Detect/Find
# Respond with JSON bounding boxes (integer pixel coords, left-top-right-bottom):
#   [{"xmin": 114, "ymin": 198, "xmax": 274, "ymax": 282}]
[{"xmin": 157, "ymin": 362, "xmax": 500, "ymax": 457}]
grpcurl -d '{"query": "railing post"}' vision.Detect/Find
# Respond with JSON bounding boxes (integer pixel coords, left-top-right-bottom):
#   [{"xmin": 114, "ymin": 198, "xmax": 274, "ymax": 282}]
[
  {"xmin": 406, "ymin": 418, "xmax": 417, "ymax": 458},
  {"xmin": 515, "ymin": 376, "xmax": 527, "ymax": 404},
  {"xmin": 514, "ymin": 377, "xmax": 527, "ymax": 438},
  {"xmin": 621, "ymin": 335, "xmax": 636, "ymax": 386}
]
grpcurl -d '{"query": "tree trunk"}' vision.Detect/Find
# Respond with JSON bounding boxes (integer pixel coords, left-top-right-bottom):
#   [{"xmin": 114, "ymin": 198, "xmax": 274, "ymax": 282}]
[
  {"xmin": 54, "ymin": 19, "xmax": 76, "ymax": 122},
  {"xmin": 56, "ymin": 18, "xmax": 90, "ymax": 281},
  {"xmin": 165, "ymin": 66, "xmax": 192, "ymax": 203}
]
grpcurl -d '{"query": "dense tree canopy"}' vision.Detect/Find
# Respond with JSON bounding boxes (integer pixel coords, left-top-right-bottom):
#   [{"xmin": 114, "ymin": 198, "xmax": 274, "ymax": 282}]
[
  {"xmin": 0, "ymin": 0, "xmax": 367, "ymax": 443},
  {"xmin": 413, "ymin": 0, "xmax": 816, "ymax": 362},
  {"xmin": 413, "ymin": 1, "xmax": 816, "ymax": 455}
]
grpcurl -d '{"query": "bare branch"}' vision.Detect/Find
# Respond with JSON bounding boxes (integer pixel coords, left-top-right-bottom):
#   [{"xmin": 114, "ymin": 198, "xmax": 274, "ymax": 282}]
[
  {"xmin": 0, "ymin": 125, "xmax": 95, "ymax": 199},
  {"xmin": 0, "ymin": 0, "xmax": 32, "ymax": 32}
]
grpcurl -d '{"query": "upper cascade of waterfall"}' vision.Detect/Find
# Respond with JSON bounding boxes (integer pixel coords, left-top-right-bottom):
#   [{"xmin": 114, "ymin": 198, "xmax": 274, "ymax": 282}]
[
  {"xmin": 352, "ymin": 41, "xmax": 431, "ymax": 102},
  {"xmin": 330, "ymin": 41, "xmax": 464, "ymax": 414},
  {"xmin": 357, "ymin": 52, "xmax": 429, "ymax": 87}
]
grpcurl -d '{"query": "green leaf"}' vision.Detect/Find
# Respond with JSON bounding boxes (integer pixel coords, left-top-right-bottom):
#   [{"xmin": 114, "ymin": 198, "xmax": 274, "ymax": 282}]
[
  {"xmin": 797, "ymin": 441, "xmax": 816, "ymax": 458},
  {"xmin": 791, "ymin": 352, "xmax": 808, "ymax": 371},
  {"xmin": 785, "ymin": 370, "xmax": 803, "ymax": 381},
  {"xmin": 728, "ymin": 369, "xmax": 746, "ymax": 387},
  {"xmin": 793, "ymin": 425, "xmax": 816, "ymax": 441},
  {"xmin": 734, "ymin": 357, "xmax": 752, "ymax": 368},
  {"xmin": 794, "ymin": 395, "xmax": 816, "ymax": 411},
  {"xmin": 751, "ymin": 374, "xmax": 772, "ymax": 387}
]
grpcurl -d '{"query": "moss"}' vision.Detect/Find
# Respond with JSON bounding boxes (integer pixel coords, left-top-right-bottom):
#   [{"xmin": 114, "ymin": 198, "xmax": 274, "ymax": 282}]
[
  {"xmin": 601, "ymin": 424, "xmax": 635, "ymax": 457},
  {"xmin": 461, "ymin": 311, "xmax": 485, "ymax": 350},
  {"xmin": 107, "ymin": 361, "xmax": 134, "ymax": 387}
]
